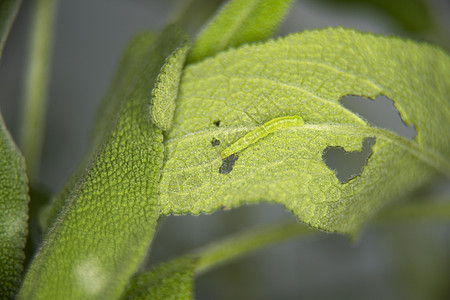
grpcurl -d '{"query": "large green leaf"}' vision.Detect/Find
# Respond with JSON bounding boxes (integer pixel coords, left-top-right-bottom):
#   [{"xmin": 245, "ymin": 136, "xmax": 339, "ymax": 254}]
[
  {"xmin": 19, "ymin": 26, "xmax": 189, "ymax": 300},
  {"xmin": 42, "ymin": 27, "xmax": 188, "ymax": 234},
  {"xmin": 41, "ymin": 30, "xmax": 156, "ymax": 232},
  {"xmin": 159, "ymin": 28, "xmax": 450, "ymax": 236},
  {"xmin": 0, "ymin": 1, "xmax": 29, "ymax": 298},
  {"xmin": 0, "ymin": 112, "xmax": 29, "ymax": 299},
  {"xmin": 188, "ymin": 0, "xmax": 294, "ymax": 63}
]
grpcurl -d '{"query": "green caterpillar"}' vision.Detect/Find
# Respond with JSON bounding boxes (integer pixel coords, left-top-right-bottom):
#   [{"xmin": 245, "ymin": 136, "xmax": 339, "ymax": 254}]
[{"xmin": 221, "ymin": 116, "xmax": 305, "ymax": 159}]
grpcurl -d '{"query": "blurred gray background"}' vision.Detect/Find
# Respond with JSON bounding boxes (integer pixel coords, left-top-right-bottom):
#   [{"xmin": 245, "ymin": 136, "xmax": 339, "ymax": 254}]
[{"xmin": 0, "ymin": 0, "xmax": 449, "ymax": 299}]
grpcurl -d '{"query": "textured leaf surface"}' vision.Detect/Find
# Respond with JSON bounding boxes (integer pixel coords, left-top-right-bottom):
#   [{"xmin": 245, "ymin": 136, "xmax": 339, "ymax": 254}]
[
  {"xmin": 160, "ymin": 28, "xmax": 450, "ymax": 235},
  {"xmin": 19, "ymin": 27, "xmax": 188, "ymax": 300},
  {"xmin": 0, "ymin": 1, "xmax": 28, "ymax": 297},
  {"xmin": 43, "ymin": 27, "xmax": 187, "ymax": 233},
  {"xmin": 188, "ymin": 0, "xmax": 294, "ymax": 63},
  {"xmin": 41, "ymin": 33, "xmax": 157, "ymax": 232},
  {"xmin": 0, "ymin": 113, "xmax": 29, "ymax": 299},
  {"xmin": 151, "ymin": 44, "xmax": 190, "ymax": 131},
  {"xmin": 123, "ymin": 257, "xmax": 197, "ymax": 300}
]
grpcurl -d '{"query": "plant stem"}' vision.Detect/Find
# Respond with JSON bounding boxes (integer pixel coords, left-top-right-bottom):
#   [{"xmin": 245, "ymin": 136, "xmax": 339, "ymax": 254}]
[
  {"xmin": 0, "ymin": 0, "xmax": 22, "ymax": 60},
  {"xmin": 194, "ymin": 220, "xmax": 316, "ymax": 275},
  {"xmin": 19, "ymin": 0, "xmax": 58, "ymax": 182},
  {"xmin": 375, "ymin": 198, "xmax": 450, "ymax": 222},
  {"xmin": 192, "ymin": 199, "xmax": 450, "ymax": 275}
]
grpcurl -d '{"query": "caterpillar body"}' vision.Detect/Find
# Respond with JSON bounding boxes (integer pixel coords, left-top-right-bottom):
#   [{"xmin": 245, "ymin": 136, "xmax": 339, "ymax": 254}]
[{"xmin": 221, "ymin": 116, "xmax": 305, "ymax": 159}]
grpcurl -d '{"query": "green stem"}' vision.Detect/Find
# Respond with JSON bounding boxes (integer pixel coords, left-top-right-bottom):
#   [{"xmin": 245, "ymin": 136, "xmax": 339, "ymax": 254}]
[
  {"xmin": 126, "ymin": 199, "xmax": 450, "ymax": 298},
  {"xmin": 194, "ymin": 220, "xmax": 316, "ymax": 275},
  {"xmin": 374, "ymin": 198, "xmax": 450, "ymax": 222},
  {"xmin": 19, "ymin": 0, "xmax": 58, "ymax": 182},
  {"xmin": 189, "ymin": 199, "xmax": 450, "ymax": 275},
  {"xmin": 0, "ymin": 0, "xmax": 22, "ymax": 60}
]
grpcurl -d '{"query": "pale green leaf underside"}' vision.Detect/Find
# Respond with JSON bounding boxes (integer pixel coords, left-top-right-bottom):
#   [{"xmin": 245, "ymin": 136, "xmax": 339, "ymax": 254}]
[
  {"xmin": 19, "ymin": 27, "xmax": 188, "ymax": 300},
  {"xmin": 152, "ymin": 43, "xmax": 190, "ymax": 131},
  {"xmin": 188, "ymin": 0, "xmax": 294, "ymax": 63},
  {"xmin": 0, "ymin": 112, "xmax": 29, "ymax": 299},
  {"xmin": 160, "ymin": 28, "xmax": 450, "ymax": 235}
]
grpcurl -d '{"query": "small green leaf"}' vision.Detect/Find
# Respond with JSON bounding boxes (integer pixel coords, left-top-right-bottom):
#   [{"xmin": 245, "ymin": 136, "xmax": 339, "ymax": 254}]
[
  {"xmin": 19, "ymin": 27, "xmax": 188, "ymax": 300},
  {"xmin": 188, "ymin": 0, "xmax": 294, "ymax": 63},
  {"xmin": 160, "ymin": 28, "xmax": 450, "ymax": 236},
  {"xmin": 0, "ymin": 112, "xmax": 29, "ymax": 299},
  {"xmin": 123, "ymin": 256, "xmax": 197, "ymax": 300},
  {"xmin": 124, "ymin": 201, "xmax": 447, "ymax": 299},
  {"xmin": 123, "ymin": 221, "xmax": 312, "ymax": 299}
]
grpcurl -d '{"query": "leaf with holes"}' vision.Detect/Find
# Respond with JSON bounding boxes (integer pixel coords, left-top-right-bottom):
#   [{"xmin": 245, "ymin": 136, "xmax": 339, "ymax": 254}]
[{"xmin": 160, "ymin": 28, "xmax": 450, "ymax": 236}]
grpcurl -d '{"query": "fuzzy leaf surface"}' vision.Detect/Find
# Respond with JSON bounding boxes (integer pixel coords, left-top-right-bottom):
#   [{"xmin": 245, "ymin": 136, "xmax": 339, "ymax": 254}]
[
  {"xmin": 19, "ymin": 27, "xmax": 188, "ymax": 300},
  {"xmin": 160, "ymin": 28, "xmax": 450, "ymax": 235},
  {"xmin": 0, "ymin": 112, "xmax": 29, "ymax": 299},
  {"xmin": 0, "ymin": 1, "xmax": 28, "ymax": 297},
  {"xmin": 123, "ymin": 257, "xmax": 197, "ymax": 300}
]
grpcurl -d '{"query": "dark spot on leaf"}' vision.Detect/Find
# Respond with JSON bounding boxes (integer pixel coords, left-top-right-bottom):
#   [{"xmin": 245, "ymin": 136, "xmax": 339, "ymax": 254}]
[
  {"xmin": 211, "ymin": 137, "xmax": 220, "ymax": 147},
  {"xmin": 219, "ymin": 154, "xmax": 239, "ymax": 174},
  {"xmin": 213, "ymin": 120, "xmax": 221, "ymax": 127},
  {"xmin": 322, "ymin": 137, "xmax": 375, "ymax": 183},
  {"xmin": 340, "ymin": 95, "xmax": 416, "ymax": 140}
]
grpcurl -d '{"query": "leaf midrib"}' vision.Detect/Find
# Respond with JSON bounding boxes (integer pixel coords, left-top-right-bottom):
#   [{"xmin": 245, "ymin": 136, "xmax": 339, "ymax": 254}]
[{"xmin": 163, "ymin": 124, "xmax": 449, "ymax": 175}]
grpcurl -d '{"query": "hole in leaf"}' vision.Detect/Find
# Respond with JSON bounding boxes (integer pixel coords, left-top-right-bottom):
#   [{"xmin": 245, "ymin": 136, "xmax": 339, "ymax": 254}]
[
  {"xmin": 213, "ymin": 120, "xmax": 221, "ymax": 127},
  {"xmin": 211, "ymin": 137, "xmax": 220, "ymax": 147},
  {"xmin": 340, "ymin": 95, "xmax": 416, "ymax": 140},
  {"xmin": 322, "ymin": 137, "xmax": 375, "ymax": 183},
  {"xmin": 219, "ymin": 154, "xmax": 239, "ymax": 174}
]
